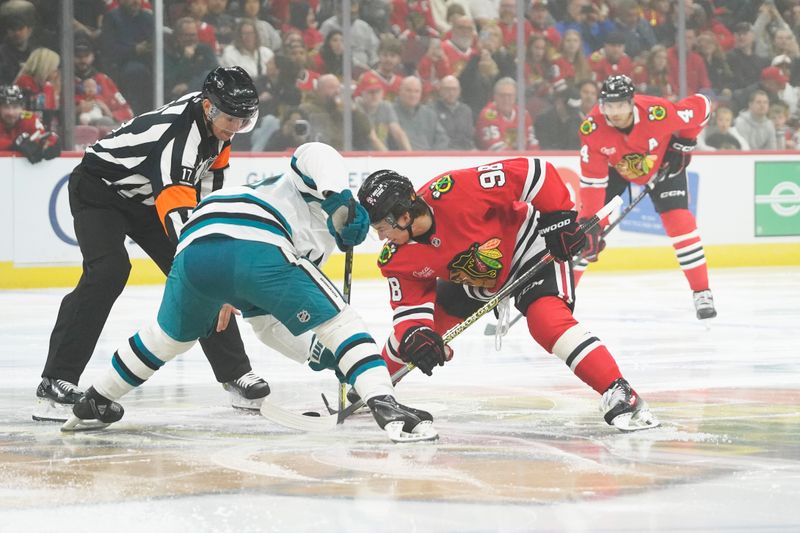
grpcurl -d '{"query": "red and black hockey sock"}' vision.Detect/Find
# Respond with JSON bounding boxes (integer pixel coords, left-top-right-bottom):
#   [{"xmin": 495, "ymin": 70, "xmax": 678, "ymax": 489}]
[
  {"xmin": 660, "ymin": 209, "xmax": 709, "ymax": 292},
  {"xmin": 526, "ymin": 296, "xmax": 622, "ymax": 394}
]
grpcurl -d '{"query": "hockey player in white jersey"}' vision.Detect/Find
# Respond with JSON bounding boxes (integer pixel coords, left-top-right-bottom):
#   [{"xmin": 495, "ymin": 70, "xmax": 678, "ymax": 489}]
[{"xmin": 63, "ymin": 142, "xmax": 437, "ymax": 442}]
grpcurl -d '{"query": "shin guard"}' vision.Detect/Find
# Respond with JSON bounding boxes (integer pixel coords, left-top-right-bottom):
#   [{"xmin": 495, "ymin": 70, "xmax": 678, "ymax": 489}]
[
  {"xmin": 660, "ymin": 209, "xmax": 709, "ymax": 291},
  {"xmin": 527, "ymin": 297, "xmax": 622, "ymax": 394},
  {"xmin": 94, "ymin": 322, "xmax": 196, "ymax": 401},
  {"xmin": 314, "ymin": 306, "xmax": 393, "ymax": 401}
]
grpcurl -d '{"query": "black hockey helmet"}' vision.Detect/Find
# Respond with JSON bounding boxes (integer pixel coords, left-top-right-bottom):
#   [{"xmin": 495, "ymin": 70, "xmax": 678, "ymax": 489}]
[
  {"xmin": 357, "ymin": 169, "xmax": 417, "ymax": 225},
  {"xmin": 202, "ymin": 66, "xmax": 259, "ymax": 119},
  {"xmin": 599, "ymin": 74, "xmax": 634, "ymax": 104},
  {"xmin": 0, "ymin": 84, "xmax": 24, "ymax": 106}
]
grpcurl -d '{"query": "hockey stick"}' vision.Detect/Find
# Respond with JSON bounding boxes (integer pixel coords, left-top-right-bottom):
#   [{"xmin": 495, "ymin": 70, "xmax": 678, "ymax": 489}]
[
  {"xmin": 261, "ymin": 198, "xmax": 354, "ymax": 431},
  {"xmin": 260, "ymin": 196, "xmax": 623, "ymax": 431},
  {"xmin": 335, "ymin": 199, "xmax": 357, "ymax": 423},
  {"xmin": 484, "ymin": 168, "xmax": 670, "ymax": 336}
]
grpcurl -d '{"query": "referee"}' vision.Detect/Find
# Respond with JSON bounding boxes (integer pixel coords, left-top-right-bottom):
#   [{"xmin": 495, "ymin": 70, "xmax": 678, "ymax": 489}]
[{"xmin": 34, "ymin": 67, "xmax": 270, "ymax": 422}]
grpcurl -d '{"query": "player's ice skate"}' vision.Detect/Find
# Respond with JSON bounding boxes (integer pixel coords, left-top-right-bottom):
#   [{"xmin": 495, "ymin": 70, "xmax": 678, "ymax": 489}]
[
  {"xmin": 32, "ymin": 378, "xmax": 84, "ymax": 422},
  {"xmin": 693, "ymin": 289, "xmax": 717, "ymax": 320},
  {"xmin": 600, "ymin": 378, "xmax": 660, "ymax": 432},
  {"xmin": 61, "ymin": 387, "xmax": 124, "ymax": 432},
  {"xmin": 366, "ymin": 395, "xmax": 438, "ymax": 443},
  {"xmin": 223, "ymin": 371, "xmax": 271, "ymax": 411}
]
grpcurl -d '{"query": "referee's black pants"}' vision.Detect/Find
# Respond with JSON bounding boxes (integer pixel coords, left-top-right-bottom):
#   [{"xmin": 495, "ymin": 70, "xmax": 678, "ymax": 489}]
[{"xmin": 42, "ymin": 166, "xmax": 252, "ymax": 384}]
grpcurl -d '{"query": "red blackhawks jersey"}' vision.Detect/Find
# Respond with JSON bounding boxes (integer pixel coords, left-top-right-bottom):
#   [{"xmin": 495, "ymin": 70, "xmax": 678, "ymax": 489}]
[
  {"xmin": 578, "ymin": 93, "xmax": 710, "ymax": 218},
  {"xmin": 377, "ymin": 157, "xmax": 573, "ymax": 358},
  {"xmin": 475, "ymin": 102, "xmax": 537, "ymax": 150},
  {"xmin": 0, "ymin": 111, "xmax": 45, "ymax": 151}
]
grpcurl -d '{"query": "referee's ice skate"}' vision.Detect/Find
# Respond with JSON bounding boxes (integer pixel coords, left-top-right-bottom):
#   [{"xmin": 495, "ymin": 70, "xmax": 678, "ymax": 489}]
[
  {"xmin": 367, "ymin": 395, "xmax": 438, "ymax": 442},
  {"xmin": 223, "ymin": 370, "xmax": 271, "ymax": 410},
  {"xmin": 32, "ymin": 378, "xmax": 84, "ymax": 422}
]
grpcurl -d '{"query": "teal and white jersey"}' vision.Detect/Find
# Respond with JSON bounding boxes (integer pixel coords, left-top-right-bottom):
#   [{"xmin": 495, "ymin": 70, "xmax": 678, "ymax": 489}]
[{"xmin": 175, "ymin": 142, "xmax": 345, "ymax": 265}]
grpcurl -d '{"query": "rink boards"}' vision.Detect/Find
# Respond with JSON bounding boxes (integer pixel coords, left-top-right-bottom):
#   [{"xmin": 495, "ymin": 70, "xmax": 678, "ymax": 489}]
[{"xmin": 1, "ymin": 151, "xmax": 798, "ymax": 288}]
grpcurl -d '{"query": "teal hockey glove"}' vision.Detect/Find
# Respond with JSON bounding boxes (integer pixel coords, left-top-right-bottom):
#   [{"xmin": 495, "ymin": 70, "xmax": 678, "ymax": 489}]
[{"xmin": 321, "ymin": 189, "xmax": 370, "ymax": 250}]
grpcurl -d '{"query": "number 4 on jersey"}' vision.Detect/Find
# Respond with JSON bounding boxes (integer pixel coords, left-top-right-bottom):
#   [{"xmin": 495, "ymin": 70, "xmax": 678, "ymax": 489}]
[{"xmin": 678, "ymin": 109, "xmax": 694, "ymax": 123}]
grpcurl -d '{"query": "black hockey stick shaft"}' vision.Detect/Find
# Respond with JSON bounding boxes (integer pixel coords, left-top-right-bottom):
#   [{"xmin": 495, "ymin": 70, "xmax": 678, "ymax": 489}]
[
  {"xmin": 594, "ymin": 166, "xmax": 668, "ymax": 239},
  {"xmin": 484, "ymin": 168, "xmax": 669, "ymax": 336},
  {"xmin": 335, "ymin": 196, "xmax": 623, "ymax": 422},
  {"xmin": 335, "ymin": 198, "xmax": 357, "ymax": 423}
]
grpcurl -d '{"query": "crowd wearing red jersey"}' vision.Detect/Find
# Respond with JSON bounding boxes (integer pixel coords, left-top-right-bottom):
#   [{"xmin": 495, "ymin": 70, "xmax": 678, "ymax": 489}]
[
  {"xmin": 0, "ymin": 110, "xmax": 44, "ymax": 151},
  {"xmin": 7, "ymin": 0, "xmax": 800, "ymax": 151}
]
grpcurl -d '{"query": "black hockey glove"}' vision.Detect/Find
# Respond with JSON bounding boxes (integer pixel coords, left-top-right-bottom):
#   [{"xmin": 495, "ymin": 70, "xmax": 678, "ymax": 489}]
[
  {"xmin": 537, "ymin": 210, "xmax": 586, "ymax": 262},
  {"xmin": 14, "ymin": 132, "xmax": 43, "ymax": 164},
  {"xmin": 399, "ymin": 326, "xmax": 447, "ymax": 376},
  {"xmin": 579, "ymin": 219, "xmax": 606, "ymax": 262},
  {"xmin": 662, "ymin": 136, "xmax": 696, "ymax": 178},
  {"xmin": 40, "ymin": 132, "xmax": 61, "ymax": 160}
]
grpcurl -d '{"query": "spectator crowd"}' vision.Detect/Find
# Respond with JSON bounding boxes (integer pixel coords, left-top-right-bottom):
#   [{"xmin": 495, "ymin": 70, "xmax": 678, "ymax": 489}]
[{"xmin": 1, "ymin": 0, "xmax": 800, "ymax": 154}]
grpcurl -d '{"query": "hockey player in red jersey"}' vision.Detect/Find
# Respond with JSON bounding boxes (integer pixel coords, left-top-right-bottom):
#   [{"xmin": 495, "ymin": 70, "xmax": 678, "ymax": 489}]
[
  {"xmin": 356, "ymin": 161, "xmax": 660, "ymax": 431},
  {"xmin": 576, "ymin": 74, "xmax": 716, "ymax": 320},
  {"xmin": 0, "ymin": 84, "xmax": 59, "ymax": 163}
]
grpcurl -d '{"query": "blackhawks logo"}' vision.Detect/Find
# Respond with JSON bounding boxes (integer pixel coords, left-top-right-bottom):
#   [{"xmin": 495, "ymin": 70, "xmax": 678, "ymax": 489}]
[
  {"xmin": 447, "ymin": 238, "xmax": 503, "ymax": 288},
  {"xmin": 579, "ymin": 116, "xmax": 597, "ymax": 135},
  {"xmin": 485, "ymin": 108, "xmax": 497, "ymax": 120},
  {"xmin": 377, "ymin": 242, "xmax": 396, "ymax": 266},
  {"xmin": 429, "ymin": 174, "xmax": 454, "ymax": 199},
  {"xmin": 648, "ymin": 105, "xmax": 666, "ymax": 121},
  {"xmin": 614, "ymin": 153, "xmax": 659, "ymax": 180}
]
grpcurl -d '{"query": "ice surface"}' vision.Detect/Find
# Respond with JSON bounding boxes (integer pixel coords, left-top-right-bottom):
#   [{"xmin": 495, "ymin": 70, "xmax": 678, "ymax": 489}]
[{"xmin": 1, "ymin": 268, "xmax": 799, "ymax": 532}]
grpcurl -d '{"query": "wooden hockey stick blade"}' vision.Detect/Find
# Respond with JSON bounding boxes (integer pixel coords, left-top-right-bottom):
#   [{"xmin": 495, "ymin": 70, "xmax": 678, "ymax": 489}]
[{"xmin": 260, "ymin": 398, "xmax": 338, "ymax": 432}]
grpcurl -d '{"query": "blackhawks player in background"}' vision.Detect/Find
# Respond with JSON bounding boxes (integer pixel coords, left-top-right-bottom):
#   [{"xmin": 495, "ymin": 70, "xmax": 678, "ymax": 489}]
[
  {"xmin": 576, "ymin": 74, "xmax": 717, "ymax": 320},
  {"xmin": 356, "ymin": 160, "xmax": 660, "ymax": 431}
]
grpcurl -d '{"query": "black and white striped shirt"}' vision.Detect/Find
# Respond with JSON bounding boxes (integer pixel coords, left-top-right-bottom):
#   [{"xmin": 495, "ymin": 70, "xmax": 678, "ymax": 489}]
[{"xmin": 81, "ymin": 92, "xmax": 229, "ymax": 208}]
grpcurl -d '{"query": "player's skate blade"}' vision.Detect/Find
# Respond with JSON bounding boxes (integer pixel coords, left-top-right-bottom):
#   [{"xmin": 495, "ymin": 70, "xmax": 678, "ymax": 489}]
[
  {"xmin": 609, "ymin": 403, "xmax": 661, "ymax": 432},
  {"xmin": 367, "ymin": 395, "xmax": 438, "ymax": 443},
  {"xmin": 61, "ymin": 415, "xmax": 110, "ymax": 432},
  {"xmin": 61, "ymin": 387, "xmax": 124, "ymax": 432},
  {"xmin": 384, "ymin": 420, "xmax": 439, "ymax": 443},
  {"xmin": 601, "ymin": 378, "xmax": 660, "ymax": 432}
]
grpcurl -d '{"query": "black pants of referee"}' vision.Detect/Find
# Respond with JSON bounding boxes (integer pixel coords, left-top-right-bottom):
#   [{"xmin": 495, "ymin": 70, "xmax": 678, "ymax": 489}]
[{"xmin": 41, "ymin": 165, "xmax": 253, "ymax": 385}]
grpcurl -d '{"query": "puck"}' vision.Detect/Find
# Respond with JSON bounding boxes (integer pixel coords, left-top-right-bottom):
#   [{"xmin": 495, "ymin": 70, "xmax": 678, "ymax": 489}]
[{"xmin": 302, "ymin": 411, "xmax": 320, "ymax": 417}]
